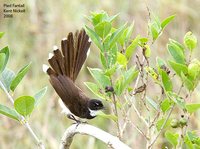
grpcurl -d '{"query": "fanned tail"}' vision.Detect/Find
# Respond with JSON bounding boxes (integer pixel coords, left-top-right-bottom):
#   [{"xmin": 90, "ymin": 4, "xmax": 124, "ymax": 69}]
[{"xmin": 47, "ymin": 29, "xmax": 91, "ymax": 81}]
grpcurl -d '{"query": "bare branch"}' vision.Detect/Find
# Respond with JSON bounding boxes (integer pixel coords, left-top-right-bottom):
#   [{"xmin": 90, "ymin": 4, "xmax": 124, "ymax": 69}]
[
  {"xmin": 130, "ymin": 121, "xmax": 149, "ymax": 140},
  {"xmin": 59, "ymin": 123, "xmax": 131, "ymax": 149},
  {"xmin": 148, "ymin": 104, "xmax": 175, "ymax": 148},
  {"xmin": 132, "ymin": 103, "xmax": 148, "ymax": 127},
  {"xmin": 110, "ymin": 77, "xmax": 121, "ymax": 139}
]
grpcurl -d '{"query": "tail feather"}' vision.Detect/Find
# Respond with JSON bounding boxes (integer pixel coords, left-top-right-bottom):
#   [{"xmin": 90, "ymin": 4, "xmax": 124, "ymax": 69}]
[
  {"xmin": 47, "ymin": 67, "xmax": 56, "ymax": 76},
  {"xmin": 53, "ymin": 49, "xmax": 65, "ymax": 74},
  {"xmin": 62, "ymin": 29, "xmax": 91, "ymax": 81},
  {"xmin": 48, "ymin": 56, "xmax": 62, "ymax": 75},
  {"xmin": 74, "ymin": 30, "xmax": 90, "ymax": 79}
]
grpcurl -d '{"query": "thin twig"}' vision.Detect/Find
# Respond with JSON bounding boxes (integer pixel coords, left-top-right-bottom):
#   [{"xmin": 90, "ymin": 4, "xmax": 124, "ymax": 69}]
[
  {"xmin": 0, "ymin": 81, "xmax": 45, "ymax": 149},
  {"xmin": 148, "ymin": 104, "xmax": 175, "ymax": 148},
  {"xmin": 149, "ymin": 111, "xmax": 160, "ymax": 129},
  {"xmin": 110, "ymin": 78, "xmax": 121, "ymax": 140},
  {"xmin": 132, "ymin": 103, "xmax": 148, "ymax": 127},
  {"xmin": 130, "ymin": 120, "xmax": 149, "ymax": 140},
  {"xmin": 112, "ymin": 93, "xmax": 121, "ymax": 139},
  {"xmin": 131, "ymin": 57, "xmax": 148, "ymax": 127},
  {"xmin": 120, "ymin": 103, "xmax": 131, "ymax": 137},
  {"xmin": 149, "ymin": 93, "xmax": 163, "ymax": 128}
]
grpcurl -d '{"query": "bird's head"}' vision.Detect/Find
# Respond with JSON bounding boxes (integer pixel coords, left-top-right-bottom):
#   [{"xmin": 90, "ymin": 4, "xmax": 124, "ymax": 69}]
[{"xmin": 87, "ymin": 99, "xmax": 104, "ymax": 118}]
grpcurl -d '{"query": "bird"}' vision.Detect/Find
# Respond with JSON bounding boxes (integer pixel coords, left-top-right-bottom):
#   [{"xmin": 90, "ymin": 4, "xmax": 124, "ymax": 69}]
[{"xmin": 44, "ymin": 29, "xmax": 104, "ymax": 122}]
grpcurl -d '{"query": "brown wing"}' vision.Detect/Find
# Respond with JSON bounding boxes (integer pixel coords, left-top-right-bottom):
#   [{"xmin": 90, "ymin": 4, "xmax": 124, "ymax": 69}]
[{"xmin": 47, "ymin": 73, "xmax": 90, "ymax": 118}]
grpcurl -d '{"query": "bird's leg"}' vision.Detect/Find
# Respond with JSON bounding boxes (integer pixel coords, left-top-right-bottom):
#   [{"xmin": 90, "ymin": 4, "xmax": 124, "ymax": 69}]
[
  {"xmin": 67, "ymin": 114, "xmax": 88, "ymax": 129},
  {"xmin": 67, "ymin": 114, "xmax": 81, "ymax": 123}
]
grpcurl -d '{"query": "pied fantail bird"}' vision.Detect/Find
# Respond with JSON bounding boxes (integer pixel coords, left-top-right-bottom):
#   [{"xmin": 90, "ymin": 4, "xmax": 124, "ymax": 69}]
[{"xmin": 45, "ymin": 29, "xmax": 104, "ymax": 120}]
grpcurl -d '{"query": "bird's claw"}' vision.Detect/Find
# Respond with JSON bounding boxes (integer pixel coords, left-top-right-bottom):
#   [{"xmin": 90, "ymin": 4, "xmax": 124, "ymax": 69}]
[{"xmin": 67, "ymin": 114, "xmax": 87, "ymax": 126}]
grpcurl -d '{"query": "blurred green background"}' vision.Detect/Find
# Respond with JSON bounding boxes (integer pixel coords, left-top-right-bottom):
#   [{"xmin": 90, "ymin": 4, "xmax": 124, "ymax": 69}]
[{"xmin": 0, "ymin": 0, "xmax": 200, "ymax": 148}]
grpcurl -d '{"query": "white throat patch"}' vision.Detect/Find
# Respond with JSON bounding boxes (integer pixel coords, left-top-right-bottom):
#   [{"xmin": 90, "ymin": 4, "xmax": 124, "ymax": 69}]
[{"xmin": 89, "ymin": 108, "xmax": 99, "ymax": 117}]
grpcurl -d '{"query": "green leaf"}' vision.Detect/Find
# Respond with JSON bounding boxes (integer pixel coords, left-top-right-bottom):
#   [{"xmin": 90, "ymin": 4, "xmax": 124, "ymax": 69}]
[
  {"xmin": 123, "ymin": 67, "xmax": 138, "ymax": 88},
  {"xmin": 168, "ymin": 60, "xmax": 188, "ymax": 76},
  {"xmin": 85, "ymin": 25, "xmax": 103, "ymax": 51},
  {"xmin": 167, "ymin": 91, "xmax": 185, "ymax": 109},
  {"xmin": 108, "ymin": 23, "xmax": 127, "ymax": 49},
  {"xmin": 156, "ymin": 57, "xmax": 166, "ymax": 68},
  {"xmin": 188, "ymin": 59, "xmax": 200, "ymax": 80},
  {"xmin": 97, "ymin": 111, "xmax": 117, "ymax": 122},
  {"xmin": 156, "ymin": 118, "xmax": 170, "ymax": 131},
  {"xmin": 34, "ymin": 86, "xmax": 47, "ymax": 107},
  {"xmin": 160, "ymin": 69, "xmax": 173, "ymax": 92},
  {"xmin": 186, "ymin": 103, "xmax": 200, "ymax": 114},
  {"xmin": 106, "ymin": 13, "xmax": 119, "ymax": 22},
  {"xmin": 194, "ymin": 145, "xmax": 200, "ymax": 149},
  {"xmin": 88, "ymin": 67, "xmax": 111, "ymax": 88},
  {"xmin": 10, "ymin": 63, "xmax": 31, "ymax": 91},
  {"xmin": 115, "ymin": 67, "xmax": 138, "ymax": 95},
  {"xmin": 144, "ymin": 45, "xmax": 151, "ymax": 58},
  {"xmin": 100, "ymin": 52, "xmax": 107, "ymax": 68},
  {"xmin": 117, "ymin": 52, "xmax": 127, "ymax": 67},
  {"xmin": 90, "ymin": 11, "xmax": 109, "ymax": 26},
  {"xmin": 169, "ymin": 39, "xmax": 184, "ymax": 51},
  {"xmin": 14, "ymin": 96, "xmax": 35, "ymax": 116},
  {"xmin": 146, "ymin": 96, "xmax": 158, "ymax": 110},
  {"xmin": 161, "ymin": 15, "xmax": 175, "ymax": 29},
  {"xmin": 125, "ymin": 35, "xmax": 140, "ymax": 59},
  {"xmin": 167, "ymin": 42, "xmax": 185, "ymax": 64},
  {"xmin": 165, "ymin": 131, "xmax": 179, "ymax": 147},
  {"xmin": 0, "ymin": 32, "xmax": 5, "ymax": 38},
  {"xmin": 0, "ymin": 104, "xmax": 19, "ymax": 121},
  {"xmin": 184, "ymin": 31, "xmax": 197, "ymax": 51},
  {"xmin": 161, "ymin": 98, "xmax": 171, "ymax": 112},
  {"xmin": 151, "ymin": 24, "xmax": 159, "ymax": 41},
  {"xmin": 115, "ymin": 75, "xmax": 125, "ymax": 96},
  {"xmin": 153, "ymin": 14, "xmax": 162, "ymax": 27},
  {"xmin": 184, "ymin": 135, "xmax": 194, "ymax": 149},
  {"xmin": 0, "ymin": 53, "xmax": 6, "ymax": 72},
  {"xmin": 94, "ymin": 21, "xmax": 112, "ymax": 38},
  {"xmin": 187, "ymin": 131, "xmax": 200, "ymax": 146},
  {"xmin": 145, "ymin": 66, "xmax": 159, "ymax": 83},
  {"xmin": 104, "ymin": 64, "xmax": 117, "ymax": 77},
  {"xmin": 0, "ymin": 68, "xmax": 15, "ymax": 92},
  {"xmin": 149, "ymin": 14, "xmax": 162, "ymax": 40},
  {"xmin": 125, "ymin": 23, "xmax": 134, "ymax": 41},
  {"xmin": 119, "ymin": 22, "xmax": 134, "ymax": 45},
  {"xmin": 139, "ymin": 37, "xmax": 148, "ymax": 45},
  {"xmin": 84, "ymin": 82, "xmax": 106, "ymax": 99},
  {"xmin": 0, "ymin": 46, "xmax": 10, "ymax": 72},
  {"xmin": 181, "ymin": 72, "xmax": 194, "ymax": 91},
  {"xmin": 107, "ymin": 44, "xmax": 118, "ymax": 67},
  {"xmin": 149, "ymin": 19, "xmax": 161, "ymax": 41}
]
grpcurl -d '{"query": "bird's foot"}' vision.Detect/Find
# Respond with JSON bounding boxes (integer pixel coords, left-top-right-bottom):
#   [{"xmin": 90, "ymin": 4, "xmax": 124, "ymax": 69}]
[
  {"xmin": 67, "ymin": 114, "xmax": 87, "ymax": 125},
  {"xmin": 67, "ymin": 114, "xmax": 81, "ymax": 123}
]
